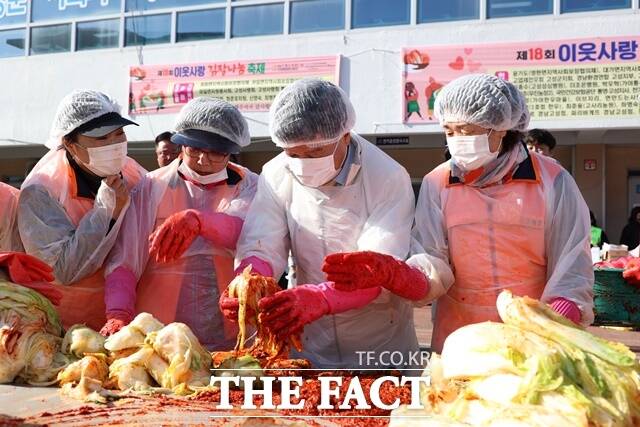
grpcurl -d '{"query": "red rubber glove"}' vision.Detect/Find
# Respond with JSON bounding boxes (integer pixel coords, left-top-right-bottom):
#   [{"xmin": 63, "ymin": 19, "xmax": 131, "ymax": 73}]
[
  {"xmin": 0, "ymin": 252, "xmax": 55, "ymax": 284},
  {"xmin": 623, "ymin": 258, "xmax": 640, "ymax": 287},
  {"xmin": 549, "ymin": 297, "xmax": 581, "ymax": 324},
  {"xmin": 99, "ymin": 311, "xmax": 133, "ymax": 337},
  {"xmin": 258, "ymin": 283, "xmax": 381, "ymax": 341},
  {"xmin": 219, "ymin": 286, "xmax": 256, "ymax": 322},
  {"xmin": 149, "ymin": 209, "xmax": 243, "ymax": 263},
  {"xmin": 322, "ymin": 251, "xmax": 429, "ymax": 301},
  {"xmin": 219, "ymin": 257, "xmax": 274, "ymax": 322}
]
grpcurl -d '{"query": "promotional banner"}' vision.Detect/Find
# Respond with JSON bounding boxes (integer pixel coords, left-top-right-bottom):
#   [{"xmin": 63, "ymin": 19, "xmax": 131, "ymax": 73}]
[
  {"xmin": 402, "ymin": 36, "xmax": 640, "ymax": 124},
  {"xmin": 129, "ymin": 56, "xmax": 341, "ymax": 115}
]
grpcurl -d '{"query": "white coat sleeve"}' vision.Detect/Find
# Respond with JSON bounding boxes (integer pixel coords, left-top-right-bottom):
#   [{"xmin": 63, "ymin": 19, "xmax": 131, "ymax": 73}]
[
  {"xmin": 356, "ymin": 167, "xmax": 415, "ymax": 259},
  {"xmin": 540, "ymin": 169, "xmax": 594, "ymax": 326},
  {"xmin": 18, "ymin": 184, "xmax": 116, "ymax": 284},
  {"xmin": 104, "ymin": 180, "xmax": 154, "ymax": 279},
  {"xmin": 235, "ymin": 173, "xmax": 291, "ymax": 279},
  {"xmin": 406, "ymin": 175, "xmax": 455, "ymax": 306}
]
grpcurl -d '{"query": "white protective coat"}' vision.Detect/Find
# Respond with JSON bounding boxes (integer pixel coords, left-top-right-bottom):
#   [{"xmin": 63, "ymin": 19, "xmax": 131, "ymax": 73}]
[{"xmin": 236, "ymin": 133, "xmax": 419, "ymax": 369}]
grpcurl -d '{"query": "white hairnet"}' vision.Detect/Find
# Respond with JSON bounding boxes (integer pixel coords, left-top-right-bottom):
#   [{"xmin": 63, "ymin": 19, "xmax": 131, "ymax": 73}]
[
  {"xmin": 173, "ymin": 97, "xmax": 250, "ymax": 148},
  {"xmin": 434, "ymin": 74, "xmax": 530, "ymax": 131},
  {"xmin": 47, "ymin": 90, "xmax": 121, "ymax": 149},
  {"xmin": 269, "ymin": 78, "xmax": 356, "ymax": 148}
]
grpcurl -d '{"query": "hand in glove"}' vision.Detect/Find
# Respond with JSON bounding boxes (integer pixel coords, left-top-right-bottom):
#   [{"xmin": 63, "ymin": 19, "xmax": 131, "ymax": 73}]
[
  {"xmin": 549, "ymin": 297, "xmax": 581, "ymax": 324},
  {"xmin": 0, "ymin": 252, "xmax": 62, "ymax": 305},
  {"xmin": 219, "ymin": 256, "xmax": 274, "ymax": 322},
  {"xmin": 322, "ymin": 251, "xmax": 429, "ymax": 300},
  {"xmin": 258, "ymin": 283, "xmax": 381, "ymax": 341},
  {"xmin": 99, "ymin": 311, "xmax": 132, "ymax": 337},
  {"xmin": 0, "ymin": 252, "xmax": 55, "ymax": 284},
  {"xmin": 219, "ymin": 286, "xmax": 256, "ymax": 322},
  {"xmin": 149, "ymin": 209, "xmax": 243, "ymax": 263}
]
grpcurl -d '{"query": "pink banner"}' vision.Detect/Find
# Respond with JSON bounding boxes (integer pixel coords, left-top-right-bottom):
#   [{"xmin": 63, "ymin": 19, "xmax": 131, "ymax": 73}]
[
  {"xmin": 402, "ymin": 36, "xmax": 640, "ymax": 124},
  {"xmin": 129, "ymin": 56, "xmax": 341, "ymax": 115}
]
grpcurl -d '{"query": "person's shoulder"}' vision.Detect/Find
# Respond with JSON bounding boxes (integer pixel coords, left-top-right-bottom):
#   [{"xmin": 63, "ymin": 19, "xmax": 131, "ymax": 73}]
[
  {"xmin": 261, "ymin": 152, "xmax": 288, "ymax": 178},
  {"xmin": 423, "ymin": 161, "xmax": 450, "ymax": 188},
  {"xmin": 357, "ymin": 135, "xmax": 409, "ymax": 180}
]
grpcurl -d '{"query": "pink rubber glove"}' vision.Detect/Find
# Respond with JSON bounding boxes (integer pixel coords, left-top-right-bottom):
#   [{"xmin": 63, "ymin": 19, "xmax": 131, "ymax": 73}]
[
  {"xmin": 149, "ymin": 209, "xmax": 243, "ymax": 263},
  {"xmin": 258, "ymin": 283, "xmax": 381, "ymax": 340},
  {"xmin": 104, "ymin": 266, "xmax": 137, "ymax": 321},
  {"xmin": 323, "ymin": 251, "xmax": 429, "ymax": 301},
  {"xmin": 100, "ymin": 312, "xmax": 133, "ymax": 337},
  {"xmin": 549, "ymin": 297, "xmax": 581, "ymax": 324},
  {"xmin": 220, "ymin": 257, "xmax": 274, "ymax": 322},
  {"xmin": 234, "ymin": 256, "xmax": 274, "ymax": 277}
]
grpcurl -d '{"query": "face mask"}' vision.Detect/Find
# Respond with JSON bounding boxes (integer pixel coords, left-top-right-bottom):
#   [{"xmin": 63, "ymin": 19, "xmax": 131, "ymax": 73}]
[
  {"xmin": 446, "ymin": 131, "xmax": 499, "ymax": 171},
  {"xmin": 81, "ymin": 142, "xmax": 128, "ymax": 177},
  {"xmin": 178, "ymin": 161, "xmax": 228, "ymax": 185},
  {"xmin": 287, "ymin": 142, "xmax": 340, "ymax": 188}
]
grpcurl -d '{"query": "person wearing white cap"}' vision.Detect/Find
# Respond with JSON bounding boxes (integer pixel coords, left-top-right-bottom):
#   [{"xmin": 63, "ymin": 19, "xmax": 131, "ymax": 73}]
[
  {"xmin": 323, "ymin": 74, "xmax": 594, "ymax": 353},
  {"xmin": 101, "ymin": 97, "xmax": 257, "ymax": 349},
  {"xmin": 219, "ymin": 78, "xmax": 421, "ymax": 369},
  {"xmin": 18, "ymin": 89, "xmax": 146, "ymax": 331}
]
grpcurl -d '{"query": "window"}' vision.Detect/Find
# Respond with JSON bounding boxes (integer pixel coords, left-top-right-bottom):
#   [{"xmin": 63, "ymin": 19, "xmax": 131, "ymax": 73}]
[
  {"xmin": 177, "ymin": 8, "xmax": 225, "ymax": 42},
  {"xmin": 418, "ymin": 0, "xmax": 479, "ymax": 23},
  {"xmin": 0, "ymin": 28, "xmax": 25, "ymax": 58},
  {"xmin": 487, "ymin": 0, "xmax": 552, "ymax": 17},
  {"xmin": 125, "ymin": 14, "xmax": 171, "ymax": 46},
  {"xmin": 77, "ymin": 19, "xmax": 119, "ymax": 51},
  {"xmin": 352, "ymin": 0, "xmax": 410, "ymax": 28},
  {"xmin": 0, "ymin": 0, "xmax": 28, "ymax": 26},
  {"xmin": 30, "ymin": 24, "xmax": 71, "ymax": 54},
  {"xmin": 31, "ymin": 0, "xmax": 120, "ymax": 23},
  {"xmin": 125, "ymin": 0, "xmax": 224, "ymax": 12},
  {"xmin": 561, "ymin": 0, "xmax": 630, "ymax": 13},
  {"xmin": 290, "ymin": 0, "xmax": 344, "ymax": 33},
  {"xmin": 231, "ymin": 4, "xmax": 284, "ymax": 38}
]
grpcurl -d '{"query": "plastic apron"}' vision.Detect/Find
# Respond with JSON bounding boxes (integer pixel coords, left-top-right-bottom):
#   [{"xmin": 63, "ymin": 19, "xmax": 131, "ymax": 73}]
[
  {"xmin": 284, "ymin": 140, "xmax": 418, "ymax": 369},
  {"xmin": 432, "ymin": 154, "xmax": 556, "ymax": 353},
  {"xmin": 22, "ymin": 149, "xmax": 144, "ymax": 331},
  {"xmin": 0, "ymin": 183, "xmax": 21, "ymax": 252},
  {"xmin": 133, "ymin": 162, "xmax": 247, "ymax": 350}
]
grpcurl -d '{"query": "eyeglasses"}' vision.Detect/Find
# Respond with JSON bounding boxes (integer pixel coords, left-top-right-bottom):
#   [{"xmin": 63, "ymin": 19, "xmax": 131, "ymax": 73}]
[{"xmin": 183, "ymin": 146, "xmax": 228, "ymax": 160}]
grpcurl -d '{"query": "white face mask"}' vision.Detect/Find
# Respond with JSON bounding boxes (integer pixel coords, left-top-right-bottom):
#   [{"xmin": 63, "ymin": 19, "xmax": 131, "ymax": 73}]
[
  {"xmin": 446, "ymin": 131, "xmax": 500, "ymax": 171},
  {"xmin": 82, "ymin": 142, "xmax": 128, "ymax": 177},
  {"xmin": 287, "ymin": 142, "xmax": 340, "ymax": 188},
  {"xmin": 178, "ymin": 161, "xmax": 228, "ymax": 185}
]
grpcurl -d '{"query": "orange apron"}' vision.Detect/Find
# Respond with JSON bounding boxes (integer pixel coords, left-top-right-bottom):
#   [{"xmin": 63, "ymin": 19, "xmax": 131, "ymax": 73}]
[
  {"xmin": 0, "ymin": 182, "xmax": 21, "ymax": 252},
  {"xmin": 35, "ymin": 150, "xmax": 145, "ymax": 331},
  {"xmin": 431, "ymin": 154, "xmax": 560, "ymax": 353},
  {"xmin": 135, "ymin": 165, "xmax": 242, "ymax": 349}
]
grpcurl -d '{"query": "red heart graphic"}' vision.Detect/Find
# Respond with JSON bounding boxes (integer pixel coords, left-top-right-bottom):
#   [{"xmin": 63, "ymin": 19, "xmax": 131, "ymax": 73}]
[
  {"xmin": 464, "ymin": 48, "xmax": 473, "ymax": 55},
  {"xmin": 467, "ymin": 60, "xmax": 482, "ymax": 72},
  {"xmin": 448, "ymin": 56, "xmax": 464, "ymax": 70}
]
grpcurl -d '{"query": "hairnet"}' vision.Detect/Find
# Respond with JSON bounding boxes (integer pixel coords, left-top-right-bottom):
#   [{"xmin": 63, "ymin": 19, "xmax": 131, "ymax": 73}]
[
  {"xmin": 269, "ymin": 78, "xmax": 356, "ymax": 148},
  {"xmin": 173, "ymin": 97, "xmax": 250, "ymax": 148},
  {"xmin": 434, "ymin": 74, "xmax": 530, "ymax": 131},
  {"xmin": 47, "ymin": 90, "xmax": 122, "ymax": 149}
]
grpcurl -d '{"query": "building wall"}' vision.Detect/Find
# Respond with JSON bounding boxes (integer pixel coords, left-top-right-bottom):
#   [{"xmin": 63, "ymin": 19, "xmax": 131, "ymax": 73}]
[
  {"xmin": 606, "ymin": 145, "xmax": 640, "ymax": 244},
  {"xmin": 0, "ymin": 11, "xmax": 638, "ymax": 146}
]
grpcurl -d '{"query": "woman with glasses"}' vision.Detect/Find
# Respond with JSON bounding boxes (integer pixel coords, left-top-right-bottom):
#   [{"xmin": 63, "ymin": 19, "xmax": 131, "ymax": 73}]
[
  {"xmin": 18, "ymin": 90, "xmax": 146, "ymax": 331},
  {"xmin": 101, "ymin": 97, "xmax": 257, "ymax": 350}
]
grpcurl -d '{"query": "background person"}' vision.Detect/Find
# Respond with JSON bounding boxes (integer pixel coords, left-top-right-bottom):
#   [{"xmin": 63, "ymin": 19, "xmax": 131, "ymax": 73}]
[{"xmin": 154, "ymin": 131, "xmax": 180, "ymax": 167}]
